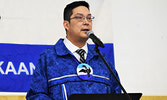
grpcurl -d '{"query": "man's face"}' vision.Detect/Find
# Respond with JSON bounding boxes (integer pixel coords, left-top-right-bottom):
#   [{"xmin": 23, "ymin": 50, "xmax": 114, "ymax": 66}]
[{"xmin": 64, "ymin": 6, "xmax": 92, "ymax": 43}]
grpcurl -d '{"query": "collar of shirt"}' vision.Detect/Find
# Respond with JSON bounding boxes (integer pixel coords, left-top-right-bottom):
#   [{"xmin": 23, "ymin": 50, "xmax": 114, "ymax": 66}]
[{"xmin": 63, "ymin": 38, "xmax": 88, "ymax": 61}]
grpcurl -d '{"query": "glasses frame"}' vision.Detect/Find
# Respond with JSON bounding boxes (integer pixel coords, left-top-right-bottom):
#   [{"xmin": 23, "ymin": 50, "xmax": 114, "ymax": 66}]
[{"xmin": 70, "ymin": 15, "xmax": 95, "ymax": 22}]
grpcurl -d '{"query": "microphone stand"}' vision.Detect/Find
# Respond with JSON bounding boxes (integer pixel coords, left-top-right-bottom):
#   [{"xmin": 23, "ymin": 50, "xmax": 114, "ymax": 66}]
[{"xmin": 94, "ymin": 44, "xmax": 132, "ymax": 100}]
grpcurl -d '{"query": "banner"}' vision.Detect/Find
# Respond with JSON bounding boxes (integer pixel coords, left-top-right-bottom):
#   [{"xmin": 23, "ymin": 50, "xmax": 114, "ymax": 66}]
[{"xmin": 0, "ymin": 43, "xmax": 115, "ymax": 92}]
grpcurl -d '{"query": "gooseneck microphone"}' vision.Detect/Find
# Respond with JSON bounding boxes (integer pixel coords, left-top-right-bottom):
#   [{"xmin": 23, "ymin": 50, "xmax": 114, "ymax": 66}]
[
  {"xmin": 87, "ymin": 31, "xmax": 104, "ymax": 48},
  {"xmin": 88, "ymin": 31, "xmax": 132, "ymax": 100}
]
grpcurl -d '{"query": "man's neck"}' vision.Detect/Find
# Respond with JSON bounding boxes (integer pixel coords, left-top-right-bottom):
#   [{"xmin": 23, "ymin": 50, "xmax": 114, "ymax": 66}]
[{"xmin": 67, "ymin": 38, "xmax": 87, "ymax": 48}]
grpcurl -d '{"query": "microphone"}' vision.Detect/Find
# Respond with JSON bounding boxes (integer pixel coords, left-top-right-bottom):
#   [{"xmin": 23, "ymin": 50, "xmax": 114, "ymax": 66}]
[{"xmin": 87, "ymin": 31, "xmax": 104, "ymax": 48}]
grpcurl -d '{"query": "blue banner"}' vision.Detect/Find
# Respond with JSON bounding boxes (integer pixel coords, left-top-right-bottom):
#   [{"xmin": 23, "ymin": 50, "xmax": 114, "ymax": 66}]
[{"xmin": 0, "ymin": 43, "xmax": 115, "ymax": 92}]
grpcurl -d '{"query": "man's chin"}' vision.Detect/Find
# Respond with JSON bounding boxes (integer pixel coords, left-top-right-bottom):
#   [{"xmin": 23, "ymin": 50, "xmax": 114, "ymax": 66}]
[
  {"xmin": 82, "ymin": 35, "xmax": 89, "ymax": 39},
  {"xmin": 81, "ymin": 31, "xmax": 88, "ymax": 36},
  {"xmin": 80, "ymin": 36, "xmax": 88, "ymax": 41}
]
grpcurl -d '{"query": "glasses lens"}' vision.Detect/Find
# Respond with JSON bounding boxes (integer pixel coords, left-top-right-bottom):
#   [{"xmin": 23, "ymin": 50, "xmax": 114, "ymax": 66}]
[
  {"xmin": 88, "ymin": 16, "xmax": 94, "ymax": 21},
  {"xmin": 71, "ymin": 16, "xmax": 94, "ymax": 22}
]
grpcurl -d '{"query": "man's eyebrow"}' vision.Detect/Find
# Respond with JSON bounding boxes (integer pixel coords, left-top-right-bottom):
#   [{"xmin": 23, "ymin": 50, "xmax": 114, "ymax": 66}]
[{"xmin": 75, "ymin": 13, "xmax": 92, "ymax": 16}]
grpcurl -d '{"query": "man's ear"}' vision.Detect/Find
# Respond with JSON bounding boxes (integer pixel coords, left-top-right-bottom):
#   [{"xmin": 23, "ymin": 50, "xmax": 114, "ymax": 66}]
[{"xmin": 63, "ymin": 20, "xmax": 70, "ymax": 31}]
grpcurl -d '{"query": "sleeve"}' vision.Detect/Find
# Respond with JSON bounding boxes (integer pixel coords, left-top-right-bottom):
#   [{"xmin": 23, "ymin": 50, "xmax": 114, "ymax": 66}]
[
  {"xmin": 26, "ymin": 54, "xmax": 52, "ymax": 100},
  {"xmin": 111, "ymin": 69, "xmax": 122, "ymax": 93},
  {"xmin": 103, "ymin": 53, "xmax": 122, "ymax": 93}
]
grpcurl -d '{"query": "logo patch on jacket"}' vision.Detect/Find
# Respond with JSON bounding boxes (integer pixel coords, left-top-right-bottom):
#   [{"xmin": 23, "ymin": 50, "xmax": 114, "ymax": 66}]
[{"xmin": 77, "ymin": 63, "xmax": 93, "ymax": 80}]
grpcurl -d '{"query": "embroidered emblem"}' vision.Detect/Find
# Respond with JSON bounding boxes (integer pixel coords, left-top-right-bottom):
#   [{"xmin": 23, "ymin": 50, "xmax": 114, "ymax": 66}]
[{"xmin": 77, "ymin": 63, "xmax": 93, "ymax": 80}]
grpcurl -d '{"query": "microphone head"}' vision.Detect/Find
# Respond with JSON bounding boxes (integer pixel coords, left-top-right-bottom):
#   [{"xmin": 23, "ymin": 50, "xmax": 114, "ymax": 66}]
[{"xmin": 87, "ymin": 31, "xmax": 94, "ymax": 37}]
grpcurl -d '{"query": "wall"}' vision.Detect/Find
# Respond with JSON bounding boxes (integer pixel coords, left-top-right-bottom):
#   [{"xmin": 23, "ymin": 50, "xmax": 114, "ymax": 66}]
[{"xmin": 111, "ymin": 0, "xmax": 167, "ymax": 95}]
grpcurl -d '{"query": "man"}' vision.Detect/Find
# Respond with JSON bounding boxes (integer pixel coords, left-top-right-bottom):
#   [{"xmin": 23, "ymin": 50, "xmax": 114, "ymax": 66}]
[{"xmin": 26, "ymin": 1, "xmax": 121, "ymax": 100}]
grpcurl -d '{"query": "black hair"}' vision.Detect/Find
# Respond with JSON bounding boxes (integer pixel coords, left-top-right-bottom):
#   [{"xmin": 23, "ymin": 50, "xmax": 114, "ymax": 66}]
[{"xmin": 64, "ymin": 1, "xmax": 90, "ymax": 22}]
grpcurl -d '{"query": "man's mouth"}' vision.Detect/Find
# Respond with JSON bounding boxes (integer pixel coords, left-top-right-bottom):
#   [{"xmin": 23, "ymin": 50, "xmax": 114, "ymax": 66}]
[{"xmin": 81, "ymin": 29, "xmax": 90, "ymax": 32}]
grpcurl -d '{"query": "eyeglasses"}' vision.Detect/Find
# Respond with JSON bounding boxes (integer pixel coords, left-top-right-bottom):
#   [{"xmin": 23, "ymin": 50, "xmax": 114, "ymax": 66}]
[{"xmin": 70, "ymin": 15, "xmax": 95, "ymax": 22}]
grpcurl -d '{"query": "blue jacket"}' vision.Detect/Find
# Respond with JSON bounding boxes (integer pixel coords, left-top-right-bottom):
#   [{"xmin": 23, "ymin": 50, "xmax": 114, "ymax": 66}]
[{"xmin": 26, "ymin": 39, "xmax": 121, "ymax": 100}]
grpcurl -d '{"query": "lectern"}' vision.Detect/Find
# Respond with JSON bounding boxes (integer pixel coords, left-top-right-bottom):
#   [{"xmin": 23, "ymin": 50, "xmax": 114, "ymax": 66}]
[{"xmin": 69, "ymin": 93, "xmax": 142, "ymax": 100}]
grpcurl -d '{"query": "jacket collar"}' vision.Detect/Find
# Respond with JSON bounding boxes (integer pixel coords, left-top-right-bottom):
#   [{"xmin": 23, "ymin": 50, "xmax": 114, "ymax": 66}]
[
  {"xmin": 54, "ymin": 39, "xmax": 71, "ymax": 56},
  {"xmin": 86, "ymin": 44, "xmax": 98, "ymax": 61},
  {"xmin": 54, "ymin": 39, "xmax": 98, "ymax": 60}
]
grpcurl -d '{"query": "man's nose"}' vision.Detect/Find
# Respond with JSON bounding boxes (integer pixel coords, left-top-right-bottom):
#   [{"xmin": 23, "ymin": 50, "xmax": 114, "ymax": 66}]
[{"xmin": 83, "ymin": 17, "xmax": 89, "ymax": 25}]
